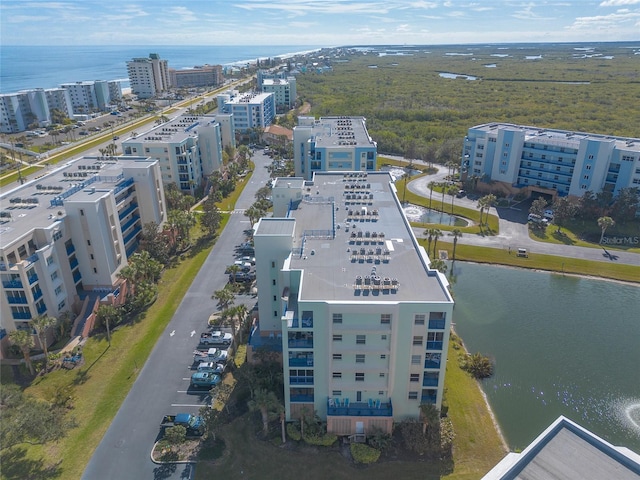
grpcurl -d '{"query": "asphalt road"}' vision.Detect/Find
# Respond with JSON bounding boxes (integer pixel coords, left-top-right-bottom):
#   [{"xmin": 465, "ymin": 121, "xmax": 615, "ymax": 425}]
[
  {"xmin": 403, "ymin": 161, "xmax": 640, "ymax": 268},
  {"xmin": 81, "ymin": 151, "xmax": 272, "ymax": 480}
]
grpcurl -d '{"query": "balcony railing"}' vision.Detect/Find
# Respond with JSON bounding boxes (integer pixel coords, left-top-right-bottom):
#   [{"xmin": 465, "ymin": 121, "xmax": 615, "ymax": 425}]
[
  {"xmin": 28, "ymin": 273, "xmax": 38, "ymax": 285},
  {"xmin": 123, "ymin": 225, "xmax": 142, "ymax": 245},
  {"xmin": 289, "ymin": 356, "xmax": 314, "ymax": 367},
  {"xmin": 423, "ymin": 377, "xmax": 439, "ymax": 387},
  {"xmin": 426, "ymin": 341, "xmax": 443, "ymax": 350},
  {"xmin": 33, "ymin": 290, "xmax": 43, "ymax": 301},
  {"xmin": 424, "ymin": 358, "xmax": 441, "ymax": 369},
  {"xmin": 421, "ymin": 395, "xmax": 437, "ymax": 405},
  {"xmin": 12, "ymin": 312, "xmax": 32, "ymax": 320},
  {"xmin": 288, "ymin": 338, "xmax": 314, "ymax": 349},
  {"xmin": 327, "ymin": 398, "xmax": 393, "ymax": 417},
  {"xmin": 36, "ymin": 303, "xmax": 47, "ymax": 314},
  {"xmin": 69, "ymin": 258, "xmax": 79, "ymax": 269},
  {"xmin": 428, "ymin": 319, "xmax": 445, "ymax": 329},
  {"xmin": 118, "ymin": 202, "xmax": 138, "ymax": 220},
  {"xmin": 3, "ymin": 279, "xmax": 23, "ymax": 289},
  {"xmin": 73, "ymin": 271, "xmax": 82, "ymax": 283},
  {"xmin": 7, "ymin": 296, "xmax": 28, "ymax": 304},
  {"xmin": 289, "ymin": 376, "xmax": 314, "ymax": 385},
  {"xmin": 290, "ymin": 394, "xmax": 314, "ymax": 403}
]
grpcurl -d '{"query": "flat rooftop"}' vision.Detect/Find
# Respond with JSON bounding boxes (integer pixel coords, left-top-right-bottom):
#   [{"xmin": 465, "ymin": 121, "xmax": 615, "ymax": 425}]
[
  {"xmin": 471, "ymin": 122, "xmax": 640, "ymax": 153},
  {"xmin": 0, "ymin": 156, "xmax": 153, "ymax": 248},
  {"xmin": 311, "ymin": 116, "xmax": 376, "ymax": 149},
  {"xmin": 123, "ymin": 114, "xmax": 219, "ymax": 144},
  {"xmin": 281, "ymin": 172, "xmax": 451, "ymax": 304}
]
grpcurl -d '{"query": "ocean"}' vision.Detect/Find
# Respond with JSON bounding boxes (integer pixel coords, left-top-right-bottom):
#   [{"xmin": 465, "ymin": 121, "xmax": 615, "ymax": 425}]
[{"xmin": 0, "ymin": 45, "xmax": 323, "ymax": 94}]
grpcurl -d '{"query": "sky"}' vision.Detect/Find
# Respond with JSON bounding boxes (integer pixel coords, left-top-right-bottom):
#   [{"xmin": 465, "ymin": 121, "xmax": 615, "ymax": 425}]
[{"xmin": 1, "ymin": 0, "xmax": 639, "ymax": 46}]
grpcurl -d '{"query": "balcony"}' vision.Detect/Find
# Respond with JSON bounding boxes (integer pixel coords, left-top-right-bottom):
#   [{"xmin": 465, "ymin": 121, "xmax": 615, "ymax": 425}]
[
  {"xmin": 290, "ymin": 394, "xmax": 314, "ymax": 403},
  {"xmin": 327, "ymin": 398, "xmax": 393, "ymax": 417},
  {"xmin": 33, "ymin": 290, "xmax": 43, "ymax": 301},
  {"xmin": 66, "ymin": 244, "xmax": 76, "ymax": 255},
  {"xmin": 37, "ymin": 303, "xmax": 47, "ymax": 314},
  {"xmin": 290, "ymin": 376, "xmax": 314, "ymax": 385},
  {"xmin": 428, "ymin": 319, "xmax": 445, "ymax": 329},
  {"xmin": 421, "ymin": 394, "xmax": 437, "ymax": 405},
  {"xmin": 423, "ymin": 376, "xmax": 439, "ymax": 387},
  {"xmin": 123, "ymin": 225, "xmax": 142, "ymax": 245},
  {"xmin": 118, "ymin": 202, "xmax": 138, "ymax": 220},
  {"xmin": 7, "ymin": 296, "xmax": 28, "ymax": 304},
  {"xmin": 288, "ymin": 336, "xmax": 313, "ymax": 349},
  {"xmin": 69, "ymin": 258, "xmax": 79, "ymax": 270},
  {"xmin": 73, "ymin": 271, "xmax": 82, "ymax": 283},
  {"xmin": 426, "ymin": 341, "xmax": 443, "ymax": 350},
  {"xmin": 121, "ymin": 215, "xmax": 140, "ymax": 233},
  {"xmin": 12, "ymin": 312, "xmax": 32, "ymax": 320},
  {"xmin": 289, "ymin": 356, "xmax": 314, "ymax": 367},
  {"xmin": 3, "ymin": 279, "xmax": 23, "ymax": 289}
]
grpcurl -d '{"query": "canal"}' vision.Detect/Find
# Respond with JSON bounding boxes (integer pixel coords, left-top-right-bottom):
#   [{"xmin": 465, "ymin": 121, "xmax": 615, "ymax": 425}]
[{"xmin": 450, "ymin": 262, "xmax": 640, "ymax": 453}]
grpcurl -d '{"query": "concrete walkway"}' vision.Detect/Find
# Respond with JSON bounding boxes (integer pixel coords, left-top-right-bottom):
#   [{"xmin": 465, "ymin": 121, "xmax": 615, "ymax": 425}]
[{"xmin": 384, "ymin": 155, "xmax": 640, "ymax": 268}]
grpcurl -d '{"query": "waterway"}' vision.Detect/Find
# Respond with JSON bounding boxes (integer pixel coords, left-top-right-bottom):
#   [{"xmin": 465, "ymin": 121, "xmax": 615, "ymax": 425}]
[{"xmin": 450, "ymin": 262, "xmax": 640, "ymax": 453}]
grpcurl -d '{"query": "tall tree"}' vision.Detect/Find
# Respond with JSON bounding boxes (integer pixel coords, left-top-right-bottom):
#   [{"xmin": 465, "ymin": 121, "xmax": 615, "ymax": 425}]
[
  {"xmin": 427, "ymin": 181, "xmax": 436, "ymax": 210},
  {"xmin": 31, "ymin": 315, "xmax": 56, "ymax": 362},
  {"xmin": 9, "ymin": 329, "xmax": 35, "ymax": 375},
  {"xmin": 95, "ymin": 304, "xmax": 122, "ymax": 346},
  {"xmin": 432, "ymin": 228, "xmax": 443, "ymax": 258},
  {"xmin": 419, "ymin": 403, "xmax": 440, "ymax": 435},
  {"xmin": 248, "ymin": 389, "xmax": 282, "ymax": 435},
  {"xmin": 212, "ymin": 286, "xmax": 235, "ymax": 311},
  {"xmin": 597, "ymin": 216, "xmax": 615, "ymax": 244},
  {"xmin": 451, "ymin": 228, "xmax": 463, "ymax": 262},
  {"xmin": 200, "ymin": 196, "xmax": 222, "ymax": 237},
  {"xmin": 447, "ymin": 185, "xmax": 460, "ymax": 216}
]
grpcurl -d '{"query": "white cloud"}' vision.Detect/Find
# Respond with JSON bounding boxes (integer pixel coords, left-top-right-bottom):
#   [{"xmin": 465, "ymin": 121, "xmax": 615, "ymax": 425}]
[
  {"xmin": 600, "ymin": 0, "xmax": 640, "ymax": 6},
  {"xmin": 567, "ymin": 10, "xmax": 640, "ymax": 29},
  {"xmin": 6, "ymin": 14, "xmax": 50, "ymax": 23},
  {"xmin": 166, "ymin": 6, "xmax": 197, "ymax": 22}
]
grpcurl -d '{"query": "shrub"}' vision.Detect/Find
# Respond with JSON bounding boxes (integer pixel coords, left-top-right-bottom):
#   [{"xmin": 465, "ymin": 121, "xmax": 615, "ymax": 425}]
[
  {"xmin": 286, "ymin": 422, "xmax": 301, "ymax": 441},
  {"xmin": 366, "ymin": 427, "xmax": 392, "ymax": 451},
  {"xmin": 460, "ymin": 352, "xmax": 494, "ymax": 379},
  {"xmin": 303, "ymin": 432, "xmax": 337, "ymax": 447},
  {"xmin": 164, "ymin": 425, "xmax": 187, "ymax": 445},
  {"xmin": 440, "ymin": 417, "xmax": 455, "ymax": 459},
  {"xmin": 350, "ymin": 443, "xmax": 381, "ymax": 464}
]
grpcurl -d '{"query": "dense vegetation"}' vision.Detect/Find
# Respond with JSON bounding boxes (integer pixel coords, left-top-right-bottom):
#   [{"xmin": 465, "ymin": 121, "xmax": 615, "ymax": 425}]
[{"xmin": 298, "ymin": 44, "xmax": 640, "ymax": 157}]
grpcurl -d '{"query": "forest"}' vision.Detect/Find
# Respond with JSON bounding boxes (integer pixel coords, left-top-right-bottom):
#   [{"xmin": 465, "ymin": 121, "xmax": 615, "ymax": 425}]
[{"xmin": 296, "ymin": 43, "xmax": 640, "ymax": 159}]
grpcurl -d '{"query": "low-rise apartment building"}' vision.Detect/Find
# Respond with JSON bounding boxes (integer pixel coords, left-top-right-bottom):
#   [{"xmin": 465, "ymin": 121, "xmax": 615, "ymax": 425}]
[
  {"xmin": 218, "ymin": 91, "xmax": 275, "ymax": 133},
  {"xmin": 463, "ymin": 123, "xmax": 640, "ymax": 199},
  {"xmin": 0, "ymin": 156, "xmax": 166, "ymax": 357},
  {"xmin": 293, "ymin": 116, "xmax": 378, "ymax": 180},
  {"xmin": 249, "ymin": 172, "xmax": 454, "ymax": 437},
  {"xmin": 261, "ymin": 77, "xmax": 297, "ymax": 112}
]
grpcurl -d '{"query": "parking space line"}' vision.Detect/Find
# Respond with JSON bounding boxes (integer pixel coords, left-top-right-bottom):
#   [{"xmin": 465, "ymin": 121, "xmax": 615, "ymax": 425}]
[{"xmin": 171, "ymin": 404, "xmax": 204, "ymax": 407}]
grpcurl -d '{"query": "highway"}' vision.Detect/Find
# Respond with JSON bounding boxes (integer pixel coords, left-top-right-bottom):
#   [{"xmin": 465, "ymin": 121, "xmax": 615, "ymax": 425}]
[{"xmin": 81, "ymin": 151, "xmax": 272, "ymax": 480}]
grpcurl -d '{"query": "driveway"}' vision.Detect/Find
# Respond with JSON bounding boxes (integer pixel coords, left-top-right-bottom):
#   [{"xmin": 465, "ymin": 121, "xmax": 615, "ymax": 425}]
[{"xmin": 81, "ymin": 151, "xmax": 272, "ymax": 480}]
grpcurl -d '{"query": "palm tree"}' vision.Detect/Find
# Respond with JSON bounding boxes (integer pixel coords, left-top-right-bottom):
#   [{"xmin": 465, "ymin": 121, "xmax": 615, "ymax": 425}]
[
  {"xmin": 96, "ymin": 304, "xmax": 121, "ymax": 346},
  {"xmin": 451, "ymin": 228, "xmax": 463, "ymax": 262},
  {"xmin": 447, "ymin": 185, "xmax": 460, "ymax": 217},
  {"xmin": 9, "ymin": 329, "xmax": 35, "ymax": 375},
  {"xmin": 31, "ymin": 314, "xmax": 56, "ymax": 362},
  {"xmin": 483, "ymin": 194, "xmax": 497, "ymax": 226},
  {"xmin": 213, "ymin": 286, "xmax": 235, "ymax": 310},
  {"xmin": 432, "ymin": 228, "xmax": 443, "ymax": 258},
  {"xmin": 477, "ymin": 196, "xmax": 487, "ymax": 229},
  {"xmin": 419, "ymin": 403, "xmax": 440, "ymax": 435},
  {"xmin": 597, "ymin": 216, "xmax": 615, "ymax": 244},
  {"xmin": 427, "ymin": 181, "xmax": 436, "ymax": 210},
  {"xmin": 424, "ymin": 228, "xmax": 435, "ymax": 256},
  {"xmin": 430, "ymin": 258, "xmax": 448, "ymax": 274},
  {"xmin": 226, "ymin": 264, "xmax": 241, "ymax": 284},
  {"xmin": 247, "ymin": 388, "xmax": 282, "ymax": 435}
]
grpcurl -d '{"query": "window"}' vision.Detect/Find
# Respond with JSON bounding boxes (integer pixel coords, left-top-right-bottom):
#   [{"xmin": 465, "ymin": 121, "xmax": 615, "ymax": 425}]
[
  {"xmin": 380, "ymin": 354, "xmax": 386, "ymax": 359},
  {"xmin": 93, "ymin": 268, "xmax": 97, "ymax": 274},
  {"xmin": 54, "ymin": 285, "xmax": 63, "ymax": 295},
  {"xmin": 410, "ymin": 374, "xmax": 420, "ymax": 383},
  {"xmin": 356, "ymin": 335, "xmax": 366, "ymax": 345},
  {"xmin": 379, "ymin": 372, "xmax": 385, "ymax": 378},
  {"xmin": 381, "ymin": 335, "xmax": 387, "ymax": 340},
  {"xmin": 411, "ymin": 355, "xmax": 421, "ymax": 365},
  {"xmin": 586, "ymin": 164, "xmax": 592, "ymax": 170},
  {"xmin": 80, "ymin": 209, "xmax": 84, "ymax": 216},
  {"xmin": 414, "ymin": 314, "xmax": 425, "ymax": 325},
  {"xmin": 541, "ymin": 155, "xmax": 546, "ymax": 160},
  {"xmin": 57, "ymin": 300, "xmax": 66, "ymax": 310},
  {"xmin": 408, "ymin": 392, "xmax": 418, "ymax": 400},
  {"xmin": 332, "ymin": 372, "xmax": 342, "ymax": 379},
  {"xmin": 46, "ymin": 256, "xmax": 54, "ymax": 266},
  {"xmin": 413, "ymin": 336, "xmax": 423, "ymax": 346},
  {"xmin": 272, "ymin": 279, "xmax": 276, "ymax": 285},
  {"xmin": 583, "ymin": 175, "xmax": 589, "ymax": 180},
  {"xmin": 380, "ymin": 314, "xmax": 391, "ymax": 324},
  {"xmin": 355, "ymin": 373, "xmax": 365, "ymax": 382},
  {"xmin": 356, "ymin": 354, "xmax": 365, "ymax": 363},
  {"xmin": 271, "ymin": 261, "xmax": 275, "ymax": 268},
  {"xmin": 50, "ymin": 271, "xmax": 59, "ymax": 281},
  {"xmin": 332, "ymin": 353, "xmax": 342, "ymax": 360},
  {"xmin": 87, "ymin": 240, "xmax": 91, "ymax": 246},
  {"xmin": 588, "ymin": 154, "xmax": 594, "ymax": 159},
  {"xmin": 332, "ymin": 390, "xmax": 342, "ymax": 396},
  {"xmin": 505, "ymin": 143, "xmax": 510, "ymax": 147},
  {"xmin": 273, "ymin": 295, "xmax": 277, "ymax": 301},
  {"xmin": 332, "ymin": 313, "xmax": 342, "ymax": 324},
  {"xmin": 333, "ymin": 335, "xmax": 342, "ymax": 342},
  {"xmin": 274, "ymin": 311, "xmax": 278, "ymax": 317}
]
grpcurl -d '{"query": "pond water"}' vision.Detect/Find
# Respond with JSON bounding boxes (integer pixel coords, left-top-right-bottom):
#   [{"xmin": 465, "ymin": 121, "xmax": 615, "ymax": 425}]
[
  {"xmin": 450, "ymin": 262, "xmax": 640, "ymax": 452},
  {"xmin": 439, "ymin": 72, "xmax": 478, "ymax": 80},
  {"xmin": 403, "ymin": 204, "xmax": 469, "ymax": 227},
  {"xmin": 380, "ymin": 165, "xmax": 422, "ymax": 181}
]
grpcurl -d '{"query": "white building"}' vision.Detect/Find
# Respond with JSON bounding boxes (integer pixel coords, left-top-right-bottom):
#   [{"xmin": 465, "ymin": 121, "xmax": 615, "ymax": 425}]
[
  {"xmin": 261, "ymin": 77, "xmax": 297, "ymax": 111},
  {"xmin": 0, "ymin": 93, "xmax": 29, "ymax": 133},
  {"xmin": 0, "ymin": 156, "xmax": 166, "ymax": 358},
  {"xmin": 127, "ymin": 53, "xmax": 171, "ymax": 99},
  {"xmin": 249, "ymin": 172, "xmax": 454, "ymax": 436},
  {"xmin": 218, "ymin": 91, "xmax": 275, "ymax": 133},
  {"xmin": 463, "ymin": 123, "xmax": 640, "ymax": 199},
  {"xmin": 60, "ymin": 80, "xmax": 122, "ymax": 115},
  {"xmin": 45, "ymin": 88, "xmax": 73, "ymax": 118},
  {"xmin": 122, "ymin": 114, "xmax": 233, "ymax": 194},
  {"xmin": 293, "ymin": 116, "xmax": 378, "ymax": 180}
]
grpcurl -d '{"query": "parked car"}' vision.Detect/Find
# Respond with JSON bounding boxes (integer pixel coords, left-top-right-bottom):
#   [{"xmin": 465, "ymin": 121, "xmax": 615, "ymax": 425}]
[
  {"xmin": 196, "ymin": 362, "xmax": 225, "ymax": 374},
  {"xmin": 456, "ymin": 189, "xmax": 466, "ymax": 198},
  {"xmin": 79, "ymin": 131, "xmax": 89, "ymax": 136},
  {"xmin": 544, "ymin": 209, "xmax": 554, "ymax": 220},
  {"xmin": 200, "ymin": 331, "xmax": 233, "ymax": 346},
  {"xmin": 229, "ymin": 271, "xmax": 255, "ymax": 283},
  {"xmin": 193, "ymin": 347, "xmax": 228, "ymax": 364},
  {"xmin": 528, "ymin": 213, "xmax": 548, "ymax": 224},
  {"xmin": 190, "ymin": 371, "xmax": 221, "ymax": 389}
]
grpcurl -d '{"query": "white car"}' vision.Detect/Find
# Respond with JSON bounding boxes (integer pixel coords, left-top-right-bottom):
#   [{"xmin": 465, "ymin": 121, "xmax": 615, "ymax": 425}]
[
  {"xmin": 200, "ymin": 331, "xmax": 233, "ymax": 345},
  {"xmin": 544, "ymin": 209, "xmax": 554, "ymax": 220}
]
